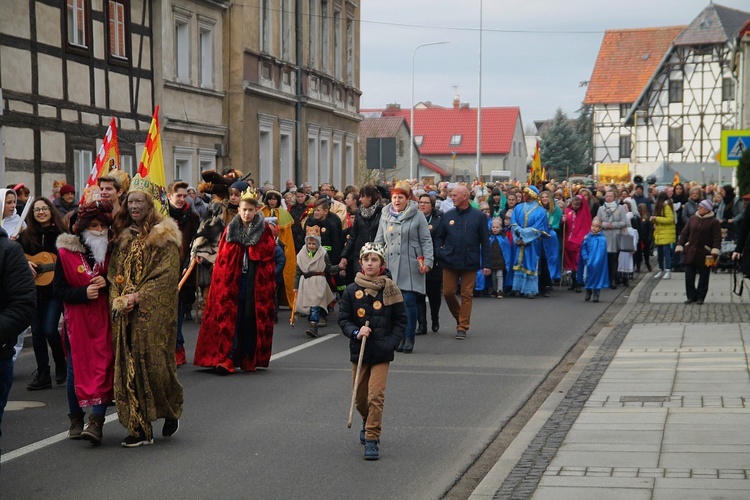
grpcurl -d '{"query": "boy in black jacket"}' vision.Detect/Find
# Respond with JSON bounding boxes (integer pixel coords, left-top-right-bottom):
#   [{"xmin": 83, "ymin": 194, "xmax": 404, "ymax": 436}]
[{"xmin": 338, "ymin": 242, "xmax": 406, "ymax": 461}]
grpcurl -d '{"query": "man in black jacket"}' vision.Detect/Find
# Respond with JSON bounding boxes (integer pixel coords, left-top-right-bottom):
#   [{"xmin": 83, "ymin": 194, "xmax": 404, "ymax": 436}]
[
  {"xmin": 0, "ymin": 226, "xmax": 36, "ymax": 453},
  {"xmin": 435, "ymin": 186, "xmax": 491, "ymax": 340}
]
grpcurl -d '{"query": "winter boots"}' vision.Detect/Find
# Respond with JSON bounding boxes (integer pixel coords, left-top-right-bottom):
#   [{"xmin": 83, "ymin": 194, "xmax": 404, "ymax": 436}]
[
  {"xmin": 364, "ymin": 440, "xmax": 380, "ymax": 460},
  {"xmin": 68, "ymin": 412, "xmax": 85, "ymax": 440},
  {"xmin": 27, "ymin": 368, "xmax": 52, "ymax": 391},
  {"xmin": 306, "ymin": 322, "xmax": 319, "ymax": 338},
  {"xmin": 81, "ymin": 414, "xmax": 105, "ymax": 445}
]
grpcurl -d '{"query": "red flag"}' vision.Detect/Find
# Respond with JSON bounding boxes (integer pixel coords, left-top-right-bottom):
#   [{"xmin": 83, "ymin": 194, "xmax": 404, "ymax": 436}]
[{"xmin": 83, "ymin": 117, "xmax": 120, "ymax": 197}]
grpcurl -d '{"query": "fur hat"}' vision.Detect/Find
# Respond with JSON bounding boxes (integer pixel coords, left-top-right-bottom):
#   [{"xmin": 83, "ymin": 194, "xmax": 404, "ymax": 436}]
[
  {"xmin": 73, "ymin": 199, "xmax": 113, "ymax": 235},
  {"xmin": 359, "ymin": 241, "xmax": 386, "ymax": 262}
]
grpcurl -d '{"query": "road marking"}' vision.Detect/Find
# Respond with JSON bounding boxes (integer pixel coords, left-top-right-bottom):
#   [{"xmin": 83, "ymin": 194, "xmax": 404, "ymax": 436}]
[
  {"xmin": 1, "ymin": 413, "xmax": 119, "ymax": 464},
  {"xmin": 1, "ymin": 335, "xmax": 335, "ymax": 464}
]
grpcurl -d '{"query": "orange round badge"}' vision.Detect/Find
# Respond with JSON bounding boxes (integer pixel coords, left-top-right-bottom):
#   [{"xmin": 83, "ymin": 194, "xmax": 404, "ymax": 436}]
[
  {"xmin": 77, "ymin": 264, "xmax": 86, "ymax": 274},
  {"xmin": 355, "ymin": 290, "xmax": 364, "ymax": 299},
  {"xmin": 356, "ymin": 308, "xmax": 366, "ymax": 318},
  {"xmin": 373, "ymin": 301, "xmax": 382, "ymax": 310}
]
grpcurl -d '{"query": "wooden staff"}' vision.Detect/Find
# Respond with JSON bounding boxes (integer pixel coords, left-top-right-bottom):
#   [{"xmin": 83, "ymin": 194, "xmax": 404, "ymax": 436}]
[
  {"xmin": 347, "ymin": 320, "xmax": 369, "ymax": 428},
  {"xmin": 178, "ymin": 258, "xmax": 197, "ymax": 291},
  {"xmin": 289, "ymin": 290, "xmax": 297, "ymax": 326}
]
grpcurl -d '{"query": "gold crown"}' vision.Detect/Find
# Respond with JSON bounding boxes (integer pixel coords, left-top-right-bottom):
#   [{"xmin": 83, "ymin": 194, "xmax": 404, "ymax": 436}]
[
  {"xmin": 130, "ymin": 173, "xmax": 154, "ymax": 195},
  {"xmin": 241, "ymin": 186, "xmax": 259, "ymax": 201}
]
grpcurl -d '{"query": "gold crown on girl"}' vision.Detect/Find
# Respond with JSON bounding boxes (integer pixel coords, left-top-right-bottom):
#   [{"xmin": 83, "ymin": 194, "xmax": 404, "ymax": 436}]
[{"xmin": 241, "ymin": 186, "xmax": 260, "ymax": 201}]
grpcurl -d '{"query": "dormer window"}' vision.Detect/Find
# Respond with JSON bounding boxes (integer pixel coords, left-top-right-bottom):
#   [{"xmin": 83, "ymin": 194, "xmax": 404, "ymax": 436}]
[
  {"xmin": 414, "ymin": 136, "xmax": 424, "ymax": 147},
  {"xmin": 449, "ymin": 135, "xmax": 462, "ymax": 146}
]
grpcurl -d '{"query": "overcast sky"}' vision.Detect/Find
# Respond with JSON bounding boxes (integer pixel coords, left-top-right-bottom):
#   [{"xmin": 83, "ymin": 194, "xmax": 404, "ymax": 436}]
[{"xmin": 359, "ymin": 0, "xmax": 749, "ymax": 127}]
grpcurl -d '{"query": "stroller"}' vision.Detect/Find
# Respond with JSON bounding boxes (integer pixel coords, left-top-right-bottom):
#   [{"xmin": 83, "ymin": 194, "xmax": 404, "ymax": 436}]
[{"xmin": 714, "ymin": 228, "xmax": 736, "ymax": 273}]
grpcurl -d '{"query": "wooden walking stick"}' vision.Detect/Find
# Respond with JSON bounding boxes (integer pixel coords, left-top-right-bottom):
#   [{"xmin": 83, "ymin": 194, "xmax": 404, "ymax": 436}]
[
  {"xmin": 289, "ymin": 290, "xmax": 298, "ymax": 326},
  {"xmin": 347, "ymin": 320, "xmax": 369, "ymax": 428},
  {"xmin": 178, "ymin": 258, "xmax": 198, "ymax": 292}
]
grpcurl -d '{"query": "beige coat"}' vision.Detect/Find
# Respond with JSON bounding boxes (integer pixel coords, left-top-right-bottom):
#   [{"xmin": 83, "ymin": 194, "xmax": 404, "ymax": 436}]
[{"xmin": 295, "ymin": 246, "xmax": 335, "ymax": 314}]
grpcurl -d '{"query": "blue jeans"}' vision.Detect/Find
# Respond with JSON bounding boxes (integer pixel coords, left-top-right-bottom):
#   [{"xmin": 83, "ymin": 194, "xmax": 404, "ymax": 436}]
[
  {"xmin": 657, "ymin": 244, "xmax": 672, "ymax": 271},
  {"xmin": 176, "ymin": 303, "xmax": 185, "ymax": 349},
  {"xmin": 309, "ymin": 306, "xmax": 326, "ymax": 323},
  {"xmin": 65, "ymin": 338, "xmax": 106, "ymax": 415},
  {"xmin": 0, "ymin": 357, "xmax": 14, "ymax": 439},
  {"xmin": 30, "ymin": 298, "xmax": 65, "ymax": 371},
  {"xmin": 402, "ymin": 291, "xmax": 418, "ymax": 341}
]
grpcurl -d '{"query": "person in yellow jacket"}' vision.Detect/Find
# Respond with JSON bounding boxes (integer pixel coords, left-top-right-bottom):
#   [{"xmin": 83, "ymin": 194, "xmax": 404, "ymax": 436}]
[
  {"xmin": 651, "ymin": 190, "xmax": 676, "ymax": 279},
  {"xmin": 261, "ymin": 190, "xmax": 297, "ymax": 309}
]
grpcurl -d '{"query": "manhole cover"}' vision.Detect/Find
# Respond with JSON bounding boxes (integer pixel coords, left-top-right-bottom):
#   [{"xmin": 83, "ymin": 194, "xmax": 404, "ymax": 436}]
[
  {"xmin": 619, "ymin": 396, "xmax": 670, "ymax": 403},
  {"xmin": 5, "ymin": 400, "xmax": 46, "ymax": 411}
]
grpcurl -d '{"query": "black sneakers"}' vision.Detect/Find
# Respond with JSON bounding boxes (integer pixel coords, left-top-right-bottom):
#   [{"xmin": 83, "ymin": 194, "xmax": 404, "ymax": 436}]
[
  {"xmin": 121, "ymin": 430, "xmax": 153, "ymax": 448},
  {"xmin": 162, "ymin": 418, "xmax": 179, "ymax": 438},
  {"xmin": 364, "ymin": 440, "xmax": 379, "ymax": 460}
]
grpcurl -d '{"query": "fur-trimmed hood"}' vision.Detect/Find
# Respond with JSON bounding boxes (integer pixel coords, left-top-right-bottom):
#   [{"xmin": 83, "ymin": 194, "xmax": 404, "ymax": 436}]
[
  {"xmin": 226, "ymin": 212, "xmax": 267, "ymax": 246},
  {"xmin": 56, "ymin": 233, "xmax": 86, "ymax": 254},
  {"xmin": 115, "ymin": 216, "xmax": 182, "ymax": 250}
]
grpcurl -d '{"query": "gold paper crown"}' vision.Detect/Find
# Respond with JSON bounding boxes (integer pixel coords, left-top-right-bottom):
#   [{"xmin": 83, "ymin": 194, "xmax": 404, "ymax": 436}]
[
  {"xmin": 81, "ymin": 185, "xmax": 102, "ymax": 204},
  {"xmin": 129, "ymin": 173, "xmax": 154, "ymax": 195},
  {"xmin": 241, "ymin": 186, "xmax": 259, "ymax": 201}
]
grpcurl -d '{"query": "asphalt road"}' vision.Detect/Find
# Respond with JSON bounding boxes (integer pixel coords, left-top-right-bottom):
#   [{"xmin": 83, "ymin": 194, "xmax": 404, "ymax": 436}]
[{"xmin": 1, "ymin": 286, "xmax": 620, "ymax": 499}]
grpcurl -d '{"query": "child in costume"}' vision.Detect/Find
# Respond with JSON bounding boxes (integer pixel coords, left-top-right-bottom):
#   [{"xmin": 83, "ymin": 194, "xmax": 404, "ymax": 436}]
[
  {"xmin": 579, "ymin": 217, "xmax": 609, "ymax": 303},
  {"xmin": 338, "ymin": 242, "xmax": 407, "ymax": 461},
  {"xmin": 294, "ymin": 226, "xmax": 342, "ymax": 338},
  {"xmin": 488, "ymin": 218, "xmax": 508, "ymax": 298}
]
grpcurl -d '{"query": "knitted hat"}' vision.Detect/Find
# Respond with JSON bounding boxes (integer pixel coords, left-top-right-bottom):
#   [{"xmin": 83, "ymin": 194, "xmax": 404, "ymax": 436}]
[
  {"xmin": 60, "ymin": 184, "xmax": 75, "ymax": 196},
  {"xmin": 359, "ymin": 241, "xmax": 386, "ymax": 262},
  {"xmin": 699, "ymin": 199, "xmax": 713, "ymax": 211}
]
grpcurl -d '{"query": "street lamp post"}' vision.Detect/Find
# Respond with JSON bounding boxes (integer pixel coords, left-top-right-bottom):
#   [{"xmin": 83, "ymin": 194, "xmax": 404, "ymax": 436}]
[{"xmin": 410, "ymin": 41, "xmax": 450, "ymax": 181}]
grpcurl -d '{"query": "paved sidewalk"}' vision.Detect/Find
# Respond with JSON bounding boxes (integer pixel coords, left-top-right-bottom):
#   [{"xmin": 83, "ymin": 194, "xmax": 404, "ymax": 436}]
[{"xmin": 471, "ymin": 270, "xmax": 750, "ymax": 499}]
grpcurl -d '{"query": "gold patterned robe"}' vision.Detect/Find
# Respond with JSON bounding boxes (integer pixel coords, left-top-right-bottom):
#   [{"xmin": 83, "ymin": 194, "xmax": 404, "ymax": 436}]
[{"xmin": 109, "ymin": 217, "xmax": 184, "ymax": 439}]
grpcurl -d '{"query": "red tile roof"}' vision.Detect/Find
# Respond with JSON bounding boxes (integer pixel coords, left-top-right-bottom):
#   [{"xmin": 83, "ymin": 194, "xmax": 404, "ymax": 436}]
[
  {"xmin": 380, "ymin": 106, "xmax": 520, "ymax": 156},
  {"xmin": 584, "ymin": 26, "xmax": 686, "ymax": 105},
  {"xmin": 420, "ymin": 158, "xmax": 449, "ymax": 177}
]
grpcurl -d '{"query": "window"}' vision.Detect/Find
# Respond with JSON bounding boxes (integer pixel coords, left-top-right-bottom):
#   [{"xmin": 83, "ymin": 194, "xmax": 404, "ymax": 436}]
[
  {"xmin": 333, "ymin": 10, "xmax": 342, "ymax": 79},
  {"xmin": 174, "ymin": 147, "xmax": 193, "ymax": 181},
  {"xmin": 398, "ymin": 139, "xmax": 404, "ymax": 157},
  {"xmin": 332, "ymin": 135, "xmax": 342, "ymax": 190},
  {"xmin": 308, "ymin": 0, "xmax": 318, "ymax": 68},
  {"xmin": 120, "ymin": 154, "xmax": 134, "ymax": 177},
  {"xmin": 668, "ymin": 126, "xmax": 683, "ymax": 153},
  {"xmin": 319, "ymin": 133, "xmax": 330, "ymax": 182},
  {"xmin": 280, "ymin": 121, "xmax": 294, "ymax": 185},
  {"xmin": 668, "ymin": 79, "xmax": 683, "ymax": 103},
  {"xmin": 308, "ymin": 132, "xmax": 319, "ymax": 187},
  {"xmin": 619, "ymin": 103, "xmax": 631, "ymax": 118},
  {"xmin": 199, "ymin": 24, "xmax": 213, "ymax": 88},
  {"xmin": 66, "ymin": 0, "xmax": 90, "ymax": 50},
  {"xmin": 450, "ymin": 135, "xmax": 462, "ymax": 146},
  {"xmin": 619, "ymin": 135, "xmax": 631, "ymax": 159},
  {"xmin": 73, "ymin": 148, "xmax": 94, "ymax": 195},
  {"xmin": 723, "ymin": 77, "xmax": 736, "ymax": 102},
  {"xmin": 414, "ymin": 135, "xmax": 424, "ymax": 147},
  {"xmin": 198, "ymin": 148, "xmax": 217, "ymax": 172},
  {"xmin": 321, "ymin": 1, "xmax": 329, "ymax": 73},
  {"xmin": 260, "ymin": 0, "xmax": 270, "ymax": 53},
  {"xmin": 174, "ymin": 15, "xmax": 190, "ymax": 83},
  {"xmin": 346, "ymin": 138, "xmax": 354, "ymax": 186},
  {"xmin": 108, "ymin": 0, "xmax": 128, "ymax": 60}
]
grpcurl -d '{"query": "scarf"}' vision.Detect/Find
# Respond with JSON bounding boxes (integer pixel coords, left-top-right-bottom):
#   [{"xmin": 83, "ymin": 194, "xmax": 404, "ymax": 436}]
[
  {"xmin": 359, "ymin": 204, "xmax": 377, "ymax": 220},
  {"xmin": 354, "ymin": 272, "xmax": 403, "ymax": 306},
  {"xmin": 388, "ymin": 204, "xmax": 409, "ymax": 219}
]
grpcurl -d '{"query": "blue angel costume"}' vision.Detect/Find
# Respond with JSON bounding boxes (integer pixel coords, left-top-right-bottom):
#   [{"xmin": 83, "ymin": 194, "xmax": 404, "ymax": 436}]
[
  {"xmin": 578, "ymin": 231, "xmax": 609, "ymax": 290},
  {"xmin": 510, "ymin": 187, "xmax": 551, "ymax": 296}
]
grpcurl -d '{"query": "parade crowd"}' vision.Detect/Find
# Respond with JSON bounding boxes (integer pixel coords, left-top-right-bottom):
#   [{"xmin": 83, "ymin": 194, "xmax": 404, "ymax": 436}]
[{"xmin": 2, "ymin": 168, "xmax": 749, "ymax": 460}]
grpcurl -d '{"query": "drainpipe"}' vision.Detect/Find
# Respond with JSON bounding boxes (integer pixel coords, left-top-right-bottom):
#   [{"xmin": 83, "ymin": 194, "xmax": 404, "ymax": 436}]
[{"xmin": 294, "ymin": 0, "xmax": 303, "ymax": 185}]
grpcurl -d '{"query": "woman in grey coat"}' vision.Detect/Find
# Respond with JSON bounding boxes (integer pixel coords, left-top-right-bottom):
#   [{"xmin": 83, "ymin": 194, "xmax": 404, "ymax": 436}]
[
  {"xmin": 596, "ymin": 189, "xmax": 628, "ymax": 289},
  {"xmin": 375, "ymin": 185, "xmax": 433, "ymax": 353}
]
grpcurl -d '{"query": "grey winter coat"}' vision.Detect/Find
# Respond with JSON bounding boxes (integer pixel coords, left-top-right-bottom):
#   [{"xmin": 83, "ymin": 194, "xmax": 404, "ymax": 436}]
[
  {"xmin": 374, "ymin": 201, "xmax": 434, "ymax": 294},
  {"xmin": 596, "ymin": 202, "xmax": 629, "ymax": 253}
]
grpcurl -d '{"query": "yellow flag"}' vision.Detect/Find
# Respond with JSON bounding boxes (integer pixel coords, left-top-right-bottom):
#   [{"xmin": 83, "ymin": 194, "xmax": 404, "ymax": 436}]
[{"xmin": 137, "ymin": 106, "xmax": 168, "ymax": 214}]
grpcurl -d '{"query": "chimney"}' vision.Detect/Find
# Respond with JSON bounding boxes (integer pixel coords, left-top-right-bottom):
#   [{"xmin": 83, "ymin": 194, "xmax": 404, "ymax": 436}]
[
  {"xmin": 460, "ymin": 102, "xmax": 470, "ymax": 110},
  {"xmin": 452, "ymin": 85, "xmax": 460, "ymax": 109},
  {"xmin": 386, "ymin": 103, "xmax": 401, "ymax": 110}
]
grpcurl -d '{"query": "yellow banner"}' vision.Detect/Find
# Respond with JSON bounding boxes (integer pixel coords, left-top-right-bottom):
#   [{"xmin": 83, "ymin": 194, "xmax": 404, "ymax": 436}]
[{"xmin": 597, "ymin": 163, "xmax": 630, "ymax": 183}]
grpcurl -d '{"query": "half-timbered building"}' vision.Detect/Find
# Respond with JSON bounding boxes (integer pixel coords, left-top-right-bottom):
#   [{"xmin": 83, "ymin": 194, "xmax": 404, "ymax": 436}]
[
  {"xmin": 585, "ymin": 4, "xmax": 750, "ymax": 183},
  {"xmin": 0, "ymin": 0, "xmax": 154, "ymax": 196}
]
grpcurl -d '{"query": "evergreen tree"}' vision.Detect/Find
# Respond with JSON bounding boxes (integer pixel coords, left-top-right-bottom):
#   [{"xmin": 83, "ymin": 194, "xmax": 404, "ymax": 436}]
[
  {"xmin": 540, "ymin": 108, "xmax": 584, "ymax": 178},
  {"xmin": 575, "ymin": 104, "xmax": 593, "ymax": 175}
]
